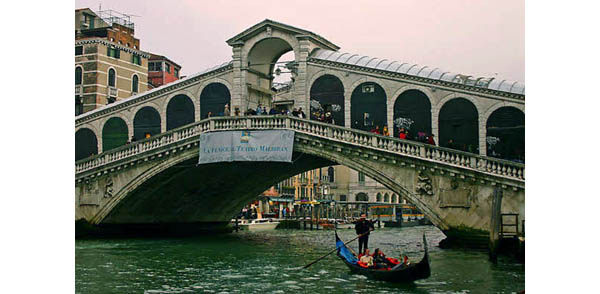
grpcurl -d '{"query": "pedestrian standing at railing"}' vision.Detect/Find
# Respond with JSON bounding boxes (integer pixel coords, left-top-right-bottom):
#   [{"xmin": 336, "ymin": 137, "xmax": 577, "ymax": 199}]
[
  {"xmin": 256, "ymin": 104, "xmax": 263, "ymax": 115},
  {"xmin": 224, "ymin": 104, "xmax": 230, "ymax": 116},
  {"xmin": 298, "ymin": 107, "xmax": 306, "ymax": 119},
  {"xmin": 427, "ymin": 134, "xmax": 436, "ymax": 146},
  {"xmin": 383, "ymin": 126, "xmax": 390, "ymax": 136}
]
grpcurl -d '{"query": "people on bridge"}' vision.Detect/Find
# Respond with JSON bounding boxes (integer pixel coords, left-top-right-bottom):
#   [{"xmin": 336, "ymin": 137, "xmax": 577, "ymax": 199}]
[
  {"xmin": 224, "ymin": 104, "xmax": 230, "ymax": 116},
  {"xmin": 297, "ymin": 107, "xmax": 306, "ymax": 119},
  {"xmin": 427, "ymin": 134, "xmax": 436, "ymax": 146},
  {"xmin": 399, "ymin": 128, "xmax": 407, "ymax": 139},
  {"xmin": 447, "ymin": 139, "xmax": 455, "ymax": 149},
  {"xmin": 291, "ymin": 108, "xmax": 299, "ymax": 117},
  {"xmin": 355, "ymin": 214, "xmax": 375, "ymax": 254},
  {"xmin": 269, "ymin": 107, "xmax": 278, "ymax": 115},
  {"xmin": 234, "ymin": 107, "xmax": 241, "ymax": 116},
  {"xmin": 370, "ymin": 126, "xmax": 381, "ymax": 135},
  {"xmin": 256, "ymin": 104, "xmax": 263, "ymax": 115},
  {"xmin": 382, "ymin": 126, "xmax": 390, "ymax": 136}
]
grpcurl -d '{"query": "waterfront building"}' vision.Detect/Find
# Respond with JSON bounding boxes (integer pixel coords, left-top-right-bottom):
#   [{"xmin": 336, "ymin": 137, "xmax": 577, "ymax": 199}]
[
  {"xmin": 148, "ymin": 54, "xmax": 183, "ymax": 89},
  {"xmin": 75, "ymin": 8, "xmax": 150, "ymax": 115}
]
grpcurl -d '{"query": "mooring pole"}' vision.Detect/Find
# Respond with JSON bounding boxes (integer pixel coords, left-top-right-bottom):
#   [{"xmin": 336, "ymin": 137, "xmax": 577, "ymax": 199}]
[{"xmin": 489, "ymin": 187, "xmax": 503, "ymax": 263}]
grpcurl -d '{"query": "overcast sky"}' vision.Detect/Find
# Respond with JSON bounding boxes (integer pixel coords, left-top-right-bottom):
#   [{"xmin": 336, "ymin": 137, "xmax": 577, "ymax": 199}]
[{"xmin": 75, "ymin": 0, "xmax": 524, "ymax": 82}]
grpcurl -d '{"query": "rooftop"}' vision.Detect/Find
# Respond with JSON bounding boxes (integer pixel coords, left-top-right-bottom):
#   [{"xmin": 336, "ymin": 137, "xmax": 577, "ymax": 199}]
[{"xmin": 310, "ymin": 49, "xmax": 525, "ymax": 95}]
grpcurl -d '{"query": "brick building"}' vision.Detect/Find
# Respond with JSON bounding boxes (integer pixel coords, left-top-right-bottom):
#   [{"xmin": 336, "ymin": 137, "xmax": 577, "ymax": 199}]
[
  {"xmin": 148, "ymin": 54, "xmax": 182, "ymax": 89},
  {"xmin": 75, "ymin": 8, "xmax": 150, "ymax": 115}
]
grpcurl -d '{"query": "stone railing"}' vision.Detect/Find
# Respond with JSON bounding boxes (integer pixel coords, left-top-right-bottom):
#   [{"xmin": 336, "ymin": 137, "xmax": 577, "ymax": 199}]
[{"xmin": 76, "ymin": 116, "xmax": 525, "ymax": 182}]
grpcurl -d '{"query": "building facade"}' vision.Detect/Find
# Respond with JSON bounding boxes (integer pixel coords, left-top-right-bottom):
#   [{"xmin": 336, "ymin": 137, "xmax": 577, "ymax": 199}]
[
  {"xmin": 75, "ymin": 8, "xmax": 149, "ymax": 115},
  {"xmin": 148, "ymin": 54, "xmax": 182, "ymax": 89}
]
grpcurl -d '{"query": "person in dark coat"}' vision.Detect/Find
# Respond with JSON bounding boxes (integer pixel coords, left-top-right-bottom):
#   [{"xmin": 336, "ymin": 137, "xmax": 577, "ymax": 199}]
[{"xmin": 355, "ymin": 214, "xmax": 375, "ymax": 255}]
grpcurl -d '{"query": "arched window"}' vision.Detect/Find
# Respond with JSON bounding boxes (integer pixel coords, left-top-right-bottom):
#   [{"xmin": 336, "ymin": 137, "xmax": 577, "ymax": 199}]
[
  {"xmin": 75, "ymin": 67, "xmax": 82, "ymax": 85},
  {"xmin": 327, "ymin": 167, "xmax": 335, "ymax": 183},
  {"xmin": 376, "ymin": 193, "xmax": 382, "ymax": 202},
  {"xmin": 392, "ymin": 194, "xmax": 397, "ymax": 203},
  {"xmin": 356, "ymin": 193, "xmax": 368, "ymax": 202},
  {"xmin": 108, "ymin": 68, "xmax": 116, "ymax": 87},
  {"xmin": 439, "ymin": 98, "xmax": 479, "ymax": 153},
  {"xmin": 384, "ymin": 193, "xmax": 390, "ymax": 203},
  {"xmin": 132, "ymin": 75, "xmax": 139, "ymax": 93}
]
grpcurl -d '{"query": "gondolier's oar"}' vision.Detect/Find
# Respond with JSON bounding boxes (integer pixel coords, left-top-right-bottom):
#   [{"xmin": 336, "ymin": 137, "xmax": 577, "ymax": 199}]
[{"xmin": 302, "ymin": 230, "xmax": 373, "ymax": 269}]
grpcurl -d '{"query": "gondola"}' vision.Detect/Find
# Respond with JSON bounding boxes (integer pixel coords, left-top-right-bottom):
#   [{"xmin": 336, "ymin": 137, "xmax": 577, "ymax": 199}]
[{"xmin": 335, "ymin": 232, "xmax": 430, "ymax": 282}]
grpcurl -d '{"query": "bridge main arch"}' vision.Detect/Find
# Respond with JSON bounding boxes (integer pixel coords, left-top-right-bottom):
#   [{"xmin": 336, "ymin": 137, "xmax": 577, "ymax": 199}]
[{"xmin": 89, "ymin": 133, "xmax": 452, "ymax": 232}]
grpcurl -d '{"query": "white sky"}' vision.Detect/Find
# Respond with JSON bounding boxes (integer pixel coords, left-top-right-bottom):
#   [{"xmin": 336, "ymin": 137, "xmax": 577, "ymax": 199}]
[{"xmin": 75, "ymin": 0, "xmax": 524, "ymax": 82}]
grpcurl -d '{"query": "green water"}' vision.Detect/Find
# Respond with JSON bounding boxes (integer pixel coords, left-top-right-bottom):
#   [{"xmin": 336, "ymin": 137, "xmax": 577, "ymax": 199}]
[{"xmin": 76, "ymin": 226, "xmax": 524, "ymax": 293}]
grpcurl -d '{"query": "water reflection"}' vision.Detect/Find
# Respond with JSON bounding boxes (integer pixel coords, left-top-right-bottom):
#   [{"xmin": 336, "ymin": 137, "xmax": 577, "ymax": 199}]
[{"xmin": 76, "ymin": 226, "xmax": 524, "ymax": 294}]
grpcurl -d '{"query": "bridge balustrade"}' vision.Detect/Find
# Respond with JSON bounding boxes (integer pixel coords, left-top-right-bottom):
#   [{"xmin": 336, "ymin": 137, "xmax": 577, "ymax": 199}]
[{"xmin": 76, "ymin": 116, "xmax": 524, "ymax": 182}]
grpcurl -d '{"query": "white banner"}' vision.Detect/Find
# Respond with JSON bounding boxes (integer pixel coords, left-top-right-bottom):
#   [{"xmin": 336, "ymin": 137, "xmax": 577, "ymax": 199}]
[{"xmin": 198, "ymin": 130, "xmax": 294, "ymax": 164}]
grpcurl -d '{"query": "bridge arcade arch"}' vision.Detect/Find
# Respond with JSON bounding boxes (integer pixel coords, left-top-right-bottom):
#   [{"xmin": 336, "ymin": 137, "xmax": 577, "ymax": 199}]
[
  {"xmin": 393, "ymin": 89, "xmax": 432, "ymax": 139},
  {"xmin": 166, "ymin": 94, "xmax": 195, "ymax": 131},
  {"xmin": 199, "ymin": 82, "xmax": 231, "ymax": 119},
  {"xmin": 486, "ymin": 106, "xmax": 525, "ymax": 161},
  {"xmin": 309, "ymin": 74, "xmax": 345, "ymax": 126},
  {"xmin": 102, "ymin": 117, "xmax": 129, "ymax": 152},
  {"xmin": 75, "ymin": 128, "xmax": 98, "ymax": 161},
  {"xmin": 438, "ymin": 98, "xmax": 479, "ymax": 152},
  {"xmin": 350, "ymin": 81, "xmax": 387, "ymax": 132},
  {"xmin": 133, "ymin": 106, "xmax": 162, "ymax": 141}
]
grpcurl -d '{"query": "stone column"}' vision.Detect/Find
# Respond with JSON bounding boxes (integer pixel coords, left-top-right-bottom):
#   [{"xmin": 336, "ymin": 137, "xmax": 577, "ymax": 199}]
[
  {"xmin": 231, "ymin": 43, "xmax": 244, "ymax": 114},
  {"xmin": 294, "ymin": 37, "xmax": 311, "ymax": 112},
  {"xmin": 479, "ymin": 115, "xmax": 487, "ymax": 156},
  {"xmin": 431, "ymin": 105, "xmax": 439, "ymax": 144}
]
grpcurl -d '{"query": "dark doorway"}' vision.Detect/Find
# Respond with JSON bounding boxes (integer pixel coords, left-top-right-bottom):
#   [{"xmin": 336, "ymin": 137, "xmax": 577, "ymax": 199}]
[
  {"xmin": 439, "ymin": 98, "xmax": 479, "ymax": 153},
  {"xmin": 309, "ymin": 75, "xmax": 345, "ymax": 126},
  {"xmin": 102, "ymin": 117, "xmax": 128, "ymax": 152},
  {"xmin": 351, "ymin": 82, "xmax": 387, "ymax": 131},
  {"xmin": 134, "ymin": 106, "xmax": 161, "ymax": 141},
  {"xmin": 166, "ymin": 94, "xmax": 195, "ymax": 131},
  {"xmin": 75, "ymin": 128, "xmax": 97, "ymax": 161},
  {"xmin": 393, "ymin": 90, "xmax": 432, "ymax": 139},
  {"xmin": 200, "ymin": 83, "xmax": 231, "ymax": 118},
  {"xmin": 486, "ymin": 107, "xmax": 525, "ymax": 162}
]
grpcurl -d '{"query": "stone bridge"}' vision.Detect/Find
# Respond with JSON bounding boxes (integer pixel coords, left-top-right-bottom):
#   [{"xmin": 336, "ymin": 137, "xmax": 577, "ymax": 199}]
[
  {"xmin": 76, "ymin": 116, "xmax": 524, "ymax": 242},
  {"xmin": 76, "ymin": 19, "xmax": 524, "ymax": 162},
  {"xmin": 75, "ymin": 19, "xmax": 525, "ymax": 242}
]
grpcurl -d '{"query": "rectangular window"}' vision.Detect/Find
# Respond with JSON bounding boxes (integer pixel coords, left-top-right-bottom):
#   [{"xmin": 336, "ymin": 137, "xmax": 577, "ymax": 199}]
[
  {"xmin": 132, "ymin": 54, "xmax": 141, "ymax": 66},
  {"xmin": 107, "ymin": 47, "xmax": 120, "ymax": 59},
  {"xmin": 149, "ymin": 62, "xmax": 162, "ymax": 72},
  {"xmin": 165, "ymin": 63, "xmax": 171, "ymax": 73},
  {"xmin": 358, "ymin": 172, "xmax": 365, "ymax": 183},
  {"xmin": 174, "ymin": 68, "xmax": 179, "ymax": 78},
  {"xmin": 340, "ymin": 195, "xmax": 347, "ymax": 201},
  {"xmin": 75, "ymin": 46, "xmax": 83, "ymax": 55}
]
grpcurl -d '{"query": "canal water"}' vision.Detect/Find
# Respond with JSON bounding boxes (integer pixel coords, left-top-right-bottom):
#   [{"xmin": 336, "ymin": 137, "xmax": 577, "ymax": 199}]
[{"xmin": 76, "ymin": 226, "xmax": 524, "ymax": 294}]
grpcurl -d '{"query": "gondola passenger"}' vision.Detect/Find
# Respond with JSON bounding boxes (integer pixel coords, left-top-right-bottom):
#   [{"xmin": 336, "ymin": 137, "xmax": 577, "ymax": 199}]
[{"xmin": 359, "ymin": 249, "xmax": 374, "ymax": 267}]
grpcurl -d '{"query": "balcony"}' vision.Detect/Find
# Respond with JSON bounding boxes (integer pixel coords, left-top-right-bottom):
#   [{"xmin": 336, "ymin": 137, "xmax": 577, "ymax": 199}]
[
  {"xmin": 75, "ymin": 85, "xmax": 82, "ymax": 95},
  {"xmin": 108, "ymin": 86, "xmax": 118, "ymax": 97}
]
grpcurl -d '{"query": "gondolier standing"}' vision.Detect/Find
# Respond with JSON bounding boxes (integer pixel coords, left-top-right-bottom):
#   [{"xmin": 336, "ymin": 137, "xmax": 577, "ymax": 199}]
[{"xmin": 355, "ymin": 214, "xmax": 375, "ymax": 255}]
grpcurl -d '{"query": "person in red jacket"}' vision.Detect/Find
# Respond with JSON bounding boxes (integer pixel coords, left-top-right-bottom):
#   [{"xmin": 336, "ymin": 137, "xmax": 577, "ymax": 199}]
[
  {"xmin": 370, "ymin": 125, "xmax": 381, "ymax": 134},
  {"xmin": 427, "ymin": 134, "xmax": 436, "ymax": 146},
  {"xmin": 398, "ymin": 128, "xmax": 407, "ymax": 139}
]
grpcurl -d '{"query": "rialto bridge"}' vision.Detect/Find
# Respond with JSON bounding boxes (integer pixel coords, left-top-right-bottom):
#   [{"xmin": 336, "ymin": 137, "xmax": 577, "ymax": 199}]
[{"xmin": 75, "ymin": 20, "xmax": 525, "ymax": 243}]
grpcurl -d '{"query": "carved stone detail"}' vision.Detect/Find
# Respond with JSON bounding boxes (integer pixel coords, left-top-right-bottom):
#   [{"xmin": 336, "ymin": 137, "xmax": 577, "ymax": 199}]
[
  {"xmin": 104, "ymin": 177, "xmax": 114, "ymax": 198},
  {"xmin": 415, "ymin": 170, "xmax": 434, "ymax": 196}
]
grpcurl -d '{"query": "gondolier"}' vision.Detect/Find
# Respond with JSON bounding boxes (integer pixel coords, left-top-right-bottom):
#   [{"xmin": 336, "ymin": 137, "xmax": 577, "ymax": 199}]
[{"xmin": 355, "ymin": 214, "xmax": 374, "ymax": 254}]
